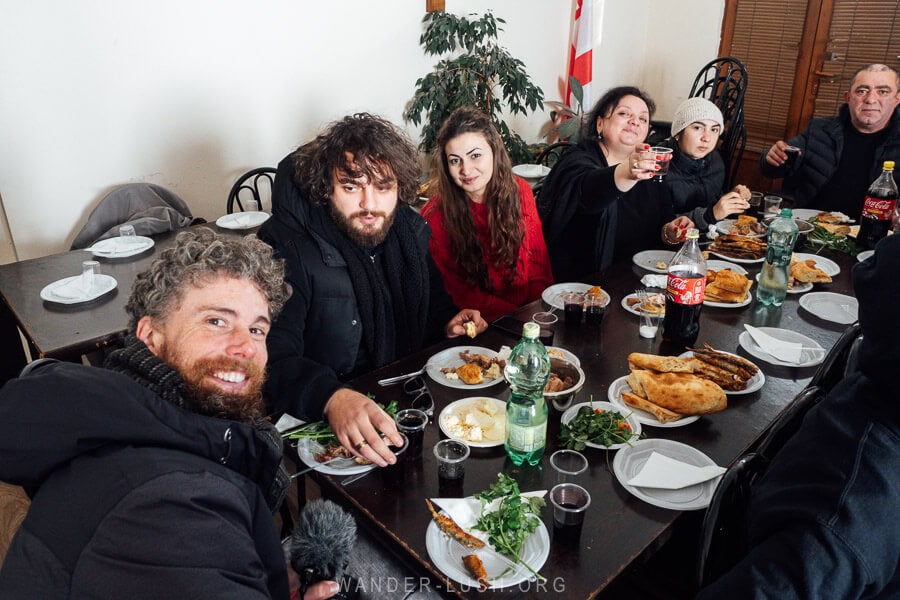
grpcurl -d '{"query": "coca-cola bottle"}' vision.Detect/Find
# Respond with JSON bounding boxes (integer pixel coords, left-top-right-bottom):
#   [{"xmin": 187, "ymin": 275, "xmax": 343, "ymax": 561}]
[
  {"xmin": 858, "ymin": 161, "xmax": 898, "ymax": 250},
  {"xmin": 662, "ymin": 228, "xmax": 706, "ymax": 347}
]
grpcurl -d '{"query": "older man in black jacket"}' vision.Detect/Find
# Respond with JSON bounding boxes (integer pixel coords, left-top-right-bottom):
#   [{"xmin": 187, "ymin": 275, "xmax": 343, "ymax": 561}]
[{"xmin": 760, "ymin": 63, "xmax": 900, "ymax": 215}]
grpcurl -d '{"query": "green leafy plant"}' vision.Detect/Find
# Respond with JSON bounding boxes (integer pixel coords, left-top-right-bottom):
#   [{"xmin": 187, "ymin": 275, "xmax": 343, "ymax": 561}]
[
  {"xmin": 542, "ymin": 75, "xmax": 585, "ymax": 143},
  {"xmin": 404, "ymin": 11, "xmax": 544, "ymax": 165}
]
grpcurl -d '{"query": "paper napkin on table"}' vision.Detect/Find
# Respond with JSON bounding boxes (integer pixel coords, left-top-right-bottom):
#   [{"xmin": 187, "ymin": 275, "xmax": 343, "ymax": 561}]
[
  {"xmin": 744, "ymin": 324, "xmax": 804, "ymax": 364},
  {"xmin": 431, "ymin": 491, "xmax": 547, "ymax": 542},
  {"xmin": 641, "ymin": 274, "xmax": 668, "ymax": 288},
  {"xmin": 50, "ymin": 277, "xmax": 91, "ymax": 300},
  {"xmin": 626, "ymin": 452, "xmax": 724, "ymax": 490}
]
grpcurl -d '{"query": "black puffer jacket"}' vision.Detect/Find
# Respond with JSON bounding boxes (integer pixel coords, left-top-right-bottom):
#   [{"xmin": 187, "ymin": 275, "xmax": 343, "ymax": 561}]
[
  {"xmin": 258, "ymin": 155, "xmax": 457, "ymax": 421},
  {"xmin": 759, "ymin": 104, "xmax": 900, "ymax": 207},
  {"xmin": 664, "ymin": 142, "xmax": 725, "ymax": 232},
  {"xmin": 0, "ymin": 359, "xmax": 289, "ymax": 599}
]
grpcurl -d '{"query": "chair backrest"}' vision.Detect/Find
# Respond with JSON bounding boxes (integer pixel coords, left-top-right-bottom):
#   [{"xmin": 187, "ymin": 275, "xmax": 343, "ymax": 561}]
[
  {"xmin": 808, "ymin": 321, "xmax": 863, "ymax": 391},
  {"xmin": 754, "ymin": 386, "xmax": 827, "ymax": 460},
  {"xmin": 533, "ymin": 141, "xmax": 576, "ymax": 223},
  {"xmin": 696, "ymin": 452, "xmax": 766, "ymax": 588},
  {"xmin": 226, "ymin": 167, "xmax": 276, "ymax": 214},
  {"xmin": 689, "ymin": 57, "xmax": 748, "ymax": 191}
]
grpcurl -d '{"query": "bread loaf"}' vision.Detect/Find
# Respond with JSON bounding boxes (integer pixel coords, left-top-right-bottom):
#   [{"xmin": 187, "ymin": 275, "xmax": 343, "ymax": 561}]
[
  {"xmin": 621, "ymin": 392, "xmax": 683, "ymax": 423},
  {"xmin": 626, "ymin": 370, "xmax": 727, "ymax": 415}
]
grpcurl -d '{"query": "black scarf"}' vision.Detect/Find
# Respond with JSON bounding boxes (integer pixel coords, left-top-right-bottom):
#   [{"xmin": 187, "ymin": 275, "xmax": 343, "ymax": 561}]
[
  {"xmin": 310, "ymin": 203, "xmax": 430, "ymax": 367},
  {"xmin": 105, "ymin": 335, "xmax": 290, "ymax": 512}
]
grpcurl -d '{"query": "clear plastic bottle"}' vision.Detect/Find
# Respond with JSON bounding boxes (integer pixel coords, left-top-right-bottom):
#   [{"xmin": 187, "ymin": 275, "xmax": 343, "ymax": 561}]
[
  {"xmin": 757, "ymin": 208, "xmax": 800, "ymax": 307},
  {"xmin": 662, "ymin": 228, "xmax": 707, "ymax": 347},
  {"xmin": 859, "ymin": 161, "xmax": 898, "ymax": 249},
  {"xmin": 504, "ymin": 322, "xmax": 550, "ymax": 466}
]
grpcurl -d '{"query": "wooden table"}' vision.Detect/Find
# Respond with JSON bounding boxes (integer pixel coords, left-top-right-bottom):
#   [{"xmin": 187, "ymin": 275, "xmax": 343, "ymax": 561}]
[
  {"xmin": 0, "ymin": 224, "xmax": 249, "ymax": 372},
  {"xmin": 307, "ymin": 247, "xmax": 858, "ymax": 599}
]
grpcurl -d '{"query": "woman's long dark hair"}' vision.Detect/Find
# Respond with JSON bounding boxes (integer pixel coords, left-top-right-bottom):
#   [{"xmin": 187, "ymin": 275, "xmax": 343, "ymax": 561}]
[
  {"xmin": 431, "ymin": 107, "xmax": 523, "ymax": 291},
  {"xmin": 582, "ymin": 86, "xmax": 657, "ymax": 142}
]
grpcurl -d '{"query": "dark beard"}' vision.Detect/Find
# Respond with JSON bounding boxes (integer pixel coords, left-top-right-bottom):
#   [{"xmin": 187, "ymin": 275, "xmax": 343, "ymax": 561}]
[
  {"xmin": 329, "ymin": 204, "xmax": 397, "ymax": 246},
  {"xmin": 176, "ymin": 356, "xmax": 266, "ymax": 422}
]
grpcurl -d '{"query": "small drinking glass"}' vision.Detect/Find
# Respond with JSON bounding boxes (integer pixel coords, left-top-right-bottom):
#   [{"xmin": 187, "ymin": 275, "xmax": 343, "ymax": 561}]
[
  {"xmin": 783, "ymin": 145, "xmax": 801, "ymax": 168},
  {"xmin": 549, "ymin": 449, "xmax": 588, "ymax": 484},
  {"xmin": 118, "ymin": 224, "xmax": 136, "ymax": 237},
  {"xmin": 764, "ymin": 195, "xmax": 782, "ymax": 217},
  {"xmin": 583, "ymin": 294, "xmax": 605, "ymax": 331},
  {"xmin": 648, "ymin": 146, "xmax": 674, "ymax": 181},
  {"xmin": 550, "ymin": 483, "xmax": 591, "ymax": 543},
  {"xmin": 81, "ymin": 260, "xmax": 100, "ymax": 293},
  {"xmin": 561, "ymin": 292, "xmax": 585, "ymax": 327},
  {"xmin": 748, "ymin": 191, "xmax": 763, "ymax": 211},
  {"xmin": 434, "ymin": 439, "xmax": 470, "ymax": 480},
  {"xmin": 531, "ymin": 311, "xmax": 558, "ymax": 345},
  {"xmin": 395, "ymin": 408, "xmax": 428, "ymax": 458}
]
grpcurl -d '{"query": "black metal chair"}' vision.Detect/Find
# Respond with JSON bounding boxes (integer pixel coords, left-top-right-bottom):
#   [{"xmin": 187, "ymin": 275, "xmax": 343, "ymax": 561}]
[
  {"xmin": 696, "ymin": 385, "xmax": 827, "ymax": 588},
  {"xmin": 808, "ymin": 321, "xmax": 863, "ymax": 392},
  {"xmin": 226, "ymin": 167, "xmax": 276, "ymax": 214},
  {"xmin": 533, "ymin": 141, "xmax": 576, "ymax": 223},
  {"xmin": 688, "ymin": 57, "xmax": 748, "ymax": 191}
]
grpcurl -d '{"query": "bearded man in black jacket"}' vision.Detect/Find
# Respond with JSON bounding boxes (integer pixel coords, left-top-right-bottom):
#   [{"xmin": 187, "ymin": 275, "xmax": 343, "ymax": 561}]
[{"xmin": 0, "ymin": 229, "xmax": 338, "ymax": 600}]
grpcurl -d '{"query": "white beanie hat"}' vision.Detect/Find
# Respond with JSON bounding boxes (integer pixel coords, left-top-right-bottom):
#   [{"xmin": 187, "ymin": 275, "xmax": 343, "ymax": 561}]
[{"xmin": 671, "ymin": 97, "xmax": 724, "ymax": 137}]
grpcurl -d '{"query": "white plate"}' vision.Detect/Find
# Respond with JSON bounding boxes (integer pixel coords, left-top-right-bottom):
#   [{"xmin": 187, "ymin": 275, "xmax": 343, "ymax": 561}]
[
  {"xmin": 754, "ymin": 273, "xmax": 813, "ymax": 295},
  {"xmin": 40, "ymin": 274, "xmax": 118, "ymax": 305},
  {"xmin": 425, "ymin": 511, "xmax": 550, "ymax": 590},
  {"xmin": 792, "ymin": 253, "xmax": 840, "ymax": 277},
  {"xmin": 678, "ymin": 351, "xmax": 765, "ymax": 395},
  {"xmin": 438, "ymin": 397, "xmax": 507, "ymax": 448},
  {"xmin": 632, "ymin": 250, "xmax": 676, "ymax": 273},
  {"xmin": 704, "ymin": 295, "xmax": 752, "ymax": 309},
  {"xmin": 560, "ymin": 401, "xmax": 641, "ymax": 450},
  {"xmin": 792, "ymin": 208, "xmax": 853, "ymax": 223},
  {"xmin": 215, "ymin": 211, "xmax": 271, "ymax": 230},
  {"xmin": 612, "ymin": 438, "xmax": 721, "ymax": 511},
  {"xmin": 425, "ymin": 346, "xmax": 505, "ymax": 390},
  {"xmin": 294, "ymin": 438, "xmax": 376, "ymax": 476},
  {"xmin": 90, "ymin": 236, "xmax": 155, "ymax": 258},
  {"xmin": 620, "ymin": 293, "xmax": 666, "ymax": 317},
  {"xmin": 709, "ymin": 250, "xmax": 765, "ymax": 264},
  {"xmin": 856, "ymin": 250, "xmax": 874, "ymax": 262},
  {"xmin": 799, "ymin": 292, "xmax": 859, "ymax": 325},
  {"xmin": 706, "ymin": 259, "xmax": 748, "ymax": 275},
  {"xmin": 738, "ymin": 327, "xmax": 826, "ymax": 368},
  {"xmin": 715, "ymin": 219, "xmax": 766, "ymax": 238},
  {"xmin": 512, "ymin": 164, "xmax": 551, "ymax": 179},
  {"xmin": 607, "ymin": 376, "xmax": 700, "ymax": 428},
  {"xmin": 541, "ymin": 282, "xmax": 609, "ymax": 311},
  {"xmin": 547, "ymin": 346, "xmax": 580, "ymax": 366}
]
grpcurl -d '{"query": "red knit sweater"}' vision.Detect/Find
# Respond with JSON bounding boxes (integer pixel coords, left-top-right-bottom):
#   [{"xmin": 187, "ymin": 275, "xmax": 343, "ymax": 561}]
[{"xmin": 422, "ymin": 177, "xmax": 554, "ymax": 322}]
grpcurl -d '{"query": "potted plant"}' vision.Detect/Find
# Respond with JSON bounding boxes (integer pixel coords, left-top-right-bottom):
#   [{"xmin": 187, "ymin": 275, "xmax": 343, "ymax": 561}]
[
  {"xmin": 543, "ymin": 76, "xmax": 586, "ymax": 143},
  {"xmin": 404, "ymin": 11, "xmax": 544, "ymax": 166}
]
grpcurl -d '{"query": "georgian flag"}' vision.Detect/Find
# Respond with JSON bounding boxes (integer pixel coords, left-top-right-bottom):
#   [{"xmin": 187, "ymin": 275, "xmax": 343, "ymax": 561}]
[{"xmin": 566, "ymin": 0, "xmax": 592, "ymax": 111}]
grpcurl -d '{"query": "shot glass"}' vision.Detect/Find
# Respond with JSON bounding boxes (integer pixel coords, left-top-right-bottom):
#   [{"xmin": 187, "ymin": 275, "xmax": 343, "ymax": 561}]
[
  {"xmin": 783, "ymin": 145, "xmax": 800, "ymax": 168},
  {"xmin": 81, "ymin": 260, "xmax": 100, "ymax": 293},
  {"xmin": 639, "ymin": 310, "xmax": 660, "ymax": 339},
  {"xmin": 549, "ymin": 449, "xmax": 588, "ymax": 484},
  {"xmin": 434, "ymin": 439, "xmax": 470, "ymax": 480},
  {"xmin": 395, "ymin": 408, "xmax": 428, "ymax": 459},
  {"xmin": 748, "ymin": 191, "xmax": 763, "ymax": 213},
  {"xmin": 648, "ymin": 146, "xmax": 674, "ymax": 180},
  {"xmin": 531, "ymin": 311, "xmax": 558, "ymax": 345},
  {"xmin": 118, "ymin": 224, "xmax": 136, "ymax": 237},
  {"xmin": 763, "ymin": 195, "xmax": 782, "ymax": 217},
  {"xmin": 583, "ymin": 294, "xmax": 605, "ymax": 331},
  {"xmin": 561, "ymin": 292, "xmax": 585, "ymax": 327},
  {"xmin": 550, "ymin": 483, "xmax": 591, "ymax": 543}
]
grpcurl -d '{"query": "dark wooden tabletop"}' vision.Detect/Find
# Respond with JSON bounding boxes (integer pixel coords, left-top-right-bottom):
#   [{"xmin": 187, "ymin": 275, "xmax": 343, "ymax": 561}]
[
  {"xmin": 0, "ymin": 224, "xmax": 249, "ymax": 364},
  {"xmin": 307, "ymin": 246, "xmax": 858, "ymax": 599}
]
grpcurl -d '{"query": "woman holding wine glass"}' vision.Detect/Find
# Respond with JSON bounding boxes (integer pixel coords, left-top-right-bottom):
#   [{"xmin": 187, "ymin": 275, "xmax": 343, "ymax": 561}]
[{"xmin": 540, "ymin": 86, "xmax": 693, "ymax": 281}]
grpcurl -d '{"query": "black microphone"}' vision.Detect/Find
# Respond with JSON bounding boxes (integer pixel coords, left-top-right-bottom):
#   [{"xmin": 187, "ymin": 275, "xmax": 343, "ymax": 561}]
[{"xmin": 289, "ymin": 499, "xmax": 358, "ymax": 600}]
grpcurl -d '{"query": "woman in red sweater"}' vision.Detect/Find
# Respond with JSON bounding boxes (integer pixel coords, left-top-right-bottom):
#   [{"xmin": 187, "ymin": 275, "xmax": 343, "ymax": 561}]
[{"xmin": 422, "ymin": 107, "xmax": 554, "ymax": 322}]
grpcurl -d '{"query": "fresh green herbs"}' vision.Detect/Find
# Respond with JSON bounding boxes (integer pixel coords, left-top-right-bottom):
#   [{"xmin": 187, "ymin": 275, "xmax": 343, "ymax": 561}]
[
  {"xmin": 280, "ymin": 400, "xmax": 399, "ymax": 446},
  {"xmin": 473, "ymin": 473, "xmax": 546, "ymax": 582},
  {"xmin": 559, "ymin": 404, "xmax": 635, "ymax": 451},
  {"xmin": 807, "ymin": 221, "xmax": 862, "ymax": 256}
]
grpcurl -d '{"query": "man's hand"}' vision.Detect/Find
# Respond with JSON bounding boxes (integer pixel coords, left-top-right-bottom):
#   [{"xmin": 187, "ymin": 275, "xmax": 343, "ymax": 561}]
[
  {"xmin": 287, "ymin": 560, "xmax": 340, "ymax": 600},
  {"xmin": 445, "ymin": 309, "xmax": 488, "ymax": 338},
  {"xmin": 765, "ymin": 140, "xmax": 797, "ymax": 167},
  {"xmin": 323, "ymin": 388, "xmax": 403, "ymax": 467},
  {"xmin": 713, "ymin": 191, "xmax": 750, "ymax": 221}
]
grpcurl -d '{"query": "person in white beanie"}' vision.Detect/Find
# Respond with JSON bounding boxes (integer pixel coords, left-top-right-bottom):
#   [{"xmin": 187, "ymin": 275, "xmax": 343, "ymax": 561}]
[{"xmin": 664, "ymin": 97, "xmax": 750, "ymax": 232}]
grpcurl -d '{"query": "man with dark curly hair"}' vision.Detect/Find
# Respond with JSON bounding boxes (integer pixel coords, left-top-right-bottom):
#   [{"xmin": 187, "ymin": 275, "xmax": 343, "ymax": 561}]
[
  {"xmin": 0, "ymin": 229, "xmax": 338, "ymax": 600},
  {"xmin": 260, "ymin": 113, "xmax": 487, "ymax": 467}
]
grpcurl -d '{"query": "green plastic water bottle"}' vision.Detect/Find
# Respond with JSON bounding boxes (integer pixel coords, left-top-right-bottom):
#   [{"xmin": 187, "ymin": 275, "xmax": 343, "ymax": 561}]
[
  {"xmin": 504, "ymin": 322, "xmax": 551, "ymax": 466},
  {"xmin": 757, "ymin": 208, "xmax": 800, "ymax": 307}
]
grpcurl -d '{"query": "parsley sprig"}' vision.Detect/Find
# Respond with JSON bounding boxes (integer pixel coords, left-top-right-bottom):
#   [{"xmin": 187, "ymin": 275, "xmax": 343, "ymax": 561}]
[
  {"xmin": 473, "ymin": 473, "xmax": 546, "ymax": 583},
  {"xmin": 559, "ymin": 403, "xmax": 636, "ymax": 450},
  {"xmin": 807, "ymin": 220, "xmax": 862, "ymax": 256},
  {"xmin": 280, "ymin": 400, "xmax": 399, "ymax": 446}
]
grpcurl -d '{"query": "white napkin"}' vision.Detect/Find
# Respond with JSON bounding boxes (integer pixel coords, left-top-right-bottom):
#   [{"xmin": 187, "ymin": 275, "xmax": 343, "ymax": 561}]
[
  {"xmin": 431, "ymin": 491, "xmax": 547, "ymax": 543},
  {"xmin": 744, "ymin": 325, "xmax": 803, "ymax": 364},
  {"xmin": 641, "ymin": 274, "xmax": 668, "ymax": 288},
  {"xmin": 626, "ymin": 452, "xmax": 724, "ymax": 490},
  {"xmin": 51, "ymin": 276, "xmax": 92, "ymax": 299}
]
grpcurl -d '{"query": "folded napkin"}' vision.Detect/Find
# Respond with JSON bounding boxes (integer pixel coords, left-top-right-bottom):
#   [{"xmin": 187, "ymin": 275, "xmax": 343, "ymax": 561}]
[
  {"xmin": 431, "ymin": 491, "xmax": 547, "ymax": 544},
  {"xmin": 626, "ymin": 452, "xmax": 724, "ymax": 490},
  {"xmin": 641, "ymin": 274, "xmax": 668, "ymax": 288},
  {"xmin": 51, "ymin": 276, "xmax": 92, "ymax": 300},
  {"xmin": 744, "ymin": 325, "xmax": 803, "ymax": 364}
]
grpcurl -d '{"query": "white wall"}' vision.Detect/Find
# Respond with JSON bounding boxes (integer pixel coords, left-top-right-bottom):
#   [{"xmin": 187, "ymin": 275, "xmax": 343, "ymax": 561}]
[{"xmin": 0, "ymin": 0, "xmax": 722, "ymax": 260}]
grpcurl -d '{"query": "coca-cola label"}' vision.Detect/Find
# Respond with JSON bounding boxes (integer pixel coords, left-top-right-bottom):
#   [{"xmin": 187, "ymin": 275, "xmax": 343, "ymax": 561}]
[
  {"xmin": 667, "ymin": 274, "xmax": 705, "ymax": 305},
  {"xmin": 862, "ymin": 195, "xmax": 897, "ymax": 221}
]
